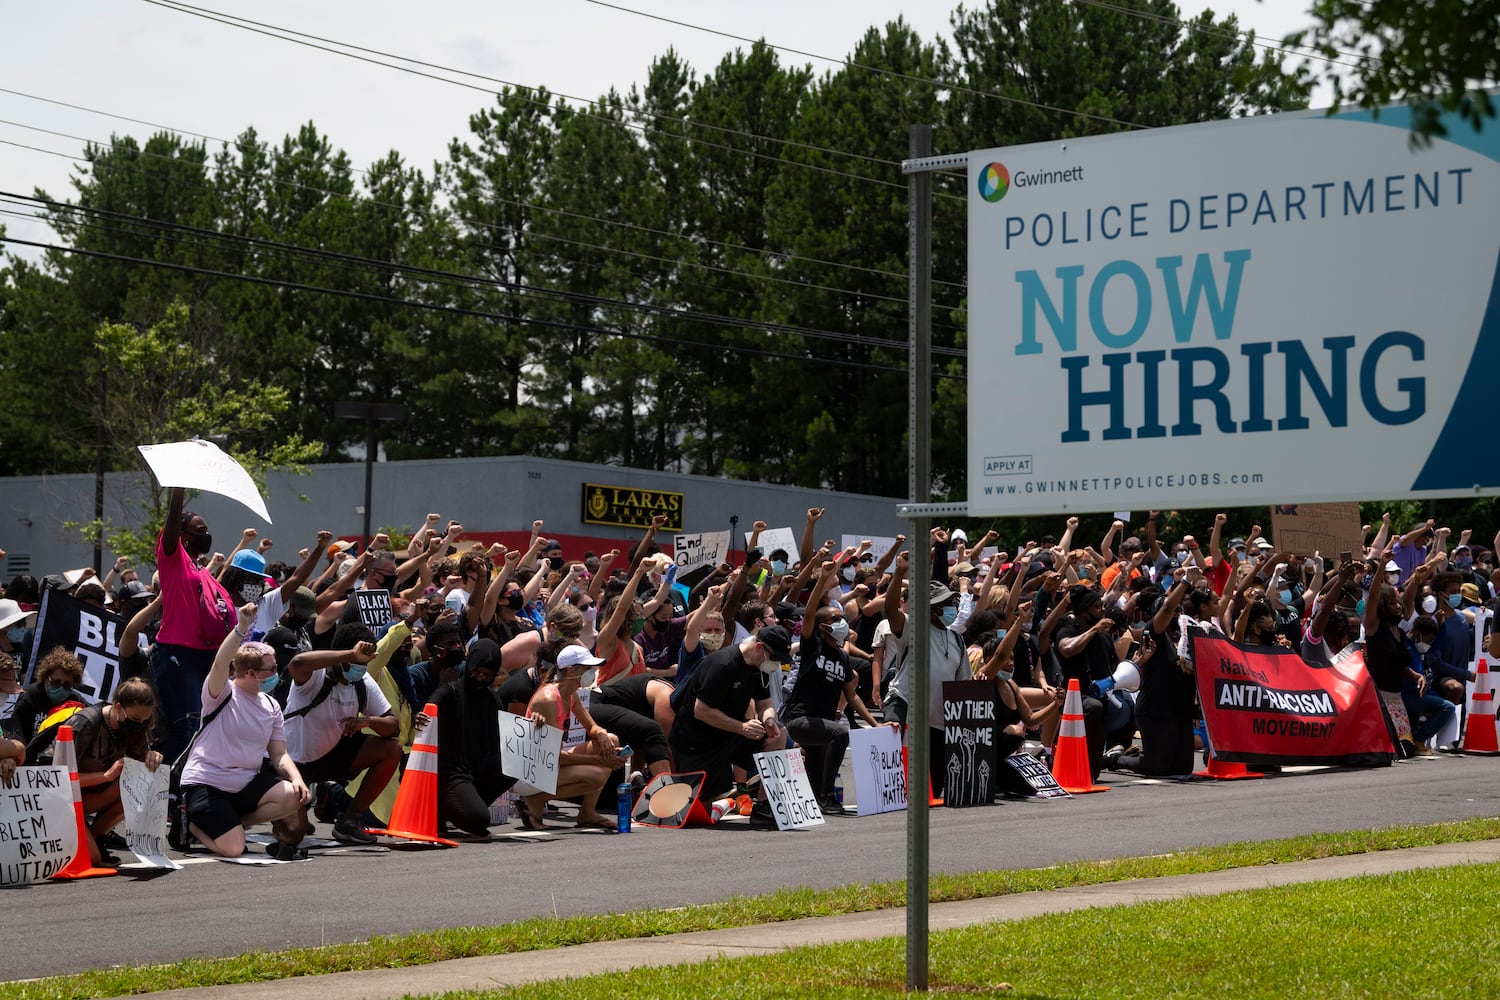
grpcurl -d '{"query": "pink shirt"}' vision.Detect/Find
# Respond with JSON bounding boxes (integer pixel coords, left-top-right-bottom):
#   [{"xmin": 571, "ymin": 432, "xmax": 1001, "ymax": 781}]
[
  {"xmin": 180, "ymin": 677, "xmax": 285, "ymax": 793},
  {"xmin": 155, "ymin": 531, "xmax": 234, "ymax": 649}
]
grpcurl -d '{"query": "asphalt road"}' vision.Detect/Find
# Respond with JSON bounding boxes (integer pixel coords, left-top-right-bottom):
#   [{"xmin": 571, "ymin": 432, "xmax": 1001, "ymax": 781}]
[{"xmin": 7, "ymin": 754, "xmax": 1500, "ymax": 980}]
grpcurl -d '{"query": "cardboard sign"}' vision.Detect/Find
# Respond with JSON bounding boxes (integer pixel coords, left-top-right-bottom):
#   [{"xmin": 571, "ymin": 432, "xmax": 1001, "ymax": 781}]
[
  {"xmin": 1268, "ymin": 503, "xmax": 1364, "ymax": 559},
  {"xmin": 998, "ymin": 752, "xmax": 1072, "ymax": 798},
  {"xmin": 850, "ymin": 724, "xmax": 906, "ymax": 816},
  {"xmin": 354, "ymin": 589, "xmax": 393, "ymax": 630},
  {"xmin": 499, "ymin": 711, "xmax": 562, "ymax": 795},
  {"xmin": 745, "ymin": 527, "xmax": 797, "ymax": 561},
  {"xmin": 942, "ymin": 679, "xmax": 997, "ymax": 807},
  {"xmin": 1190, "ymin": 627, "xmax": 1394, "ymax": 765},
  {"xmin": 138, "ymin": 439, "xmax": 271, "ymax": 523},
  {"xmin": 673, "ymin": 531, "xmax": 730, "ymax": 580},
  {"xmin": 562, "ymin": 689, "xmax": 589, "ymax": 751},
  {"xmin": 0, "ymin": 766, "xmax": 77, "ymax": 885},
  {"xmin": 119, "ymin": 759, "xmax": 179, "ymax": 869},
  {"xmin": 753, "ymin": 748, "xmax": 824, "ymax": 830},
  {"xmin": 24, "ymin": 589, "xmax": 122, "ymax": 704}
]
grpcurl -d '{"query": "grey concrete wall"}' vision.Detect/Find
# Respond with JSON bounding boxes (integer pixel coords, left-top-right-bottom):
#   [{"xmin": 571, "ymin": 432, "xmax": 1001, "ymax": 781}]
[{"xmin": 0, "ymin": 456, "xmax": 906, "ymax": 577}]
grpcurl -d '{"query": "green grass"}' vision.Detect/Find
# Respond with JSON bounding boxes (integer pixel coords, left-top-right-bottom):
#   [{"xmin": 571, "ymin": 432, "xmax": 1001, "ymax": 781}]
[
  {"xmin": 4, "ymin": 816, "xmax": 1498, "ymax": 999},
  {"xmin": 416, "ymin": 861, "xmax": 1500, "ymax": 998}
]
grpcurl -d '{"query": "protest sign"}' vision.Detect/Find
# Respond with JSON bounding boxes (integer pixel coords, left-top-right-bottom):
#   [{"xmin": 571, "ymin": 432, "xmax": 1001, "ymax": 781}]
[
  {"xmin": 850, "ymin": 725, "xmax": 906, "ymax": 816},
  {"xmin": 997, "ymin": 753, "xmax": 1071, "ymax": 799},
  {"xmin": 753, "ymin": 748, "xmax": 824, "ymax": 830},
  {"xmin": 499, "ymin": 711, "xmax": 561, "ymax": 795},
  {"xmin": 562, "ymin": 689, "xmax": 589, "ymax": 750},
  {"xmin": 353, "ymin": 589, "xmax": 393, "ymax": 630},
  {"xmin": 119, "ymin": 759, "xmax": 179, "ymax": 870},
  {"xmin": 1191, "ymin": 627, "xmax": 1394, "ymax": 765},
  {"xmin": 841, "ymin": 535, "xmax": 898, "ymax": 565},
  {"xmin": 24, "ymin": 589, "xmax": 121, "ymax": 703},
  {"xmin": 0, "ymin": 766, "xmax": 77, "ymax": 885},
  {"xmin": 138, "ymin": 439, "xmax": 271, "ymax": 523},
  {"xmin": 942, "ymin": 679, "xmax": 997, "ymax": 807},
  {"xmin": 1268, "ymin": 503, "xmax": 1364, "ymax": 559},
  {"xmin": 673, "ymin": 531, "xmax": 730, "ymax": 583},
  {"xmin": 745, "ymin": 527, "xmax": 797, "ymax": 560}
]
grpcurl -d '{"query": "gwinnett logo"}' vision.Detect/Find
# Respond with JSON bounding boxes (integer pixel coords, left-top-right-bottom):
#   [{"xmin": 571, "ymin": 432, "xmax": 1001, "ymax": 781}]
[
  {"xmin": 977, "ymin": 162, "xmax": 1009, "ymax": 202},
  {"xmin": 979, "ymin": 163, "xmax": 1085, "ymax": 202}
]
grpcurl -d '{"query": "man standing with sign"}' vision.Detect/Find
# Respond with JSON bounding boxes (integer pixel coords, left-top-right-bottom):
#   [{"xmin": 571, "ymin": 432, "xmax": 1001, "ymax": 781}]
[{"xmin": 669, "ymin": 625, "xmax": 794, "ymax": 826}]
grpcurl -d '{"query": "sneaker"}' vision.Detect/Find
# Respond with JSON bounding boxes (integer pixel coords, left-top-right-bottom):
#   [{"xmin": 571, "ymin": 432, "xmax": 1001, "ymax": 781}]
[
  {"xmin": 265, "ymin": 841, "xmax": 308, "ymax": 861},
  {"xmin": 748, "ymin": 798, "xmax": 778, "ymax": 828},
  {"xmin": 332, "ymin": 815, "xmax": 376, "ymax": 845},
  {"xmin": 818, "ymin": 797, "xmax": 846, "ymax": 816},
  {"xmin": 1103, "ymin": 745, "xmax": 1125, "ymax": 770},
  {"xmin": 1414, "ymin": 743, "xmax": 1438, "ymax": 758}
]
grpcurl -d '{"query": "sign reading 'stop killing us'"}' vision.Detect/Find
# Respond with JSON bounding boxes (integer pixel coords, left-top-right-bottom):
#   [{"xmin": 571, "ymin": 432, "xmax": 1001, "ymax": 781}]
[
  {"xmin": 581, "ymin": 483, "xmax": 684, "ymax": 531},
  {"xmin": 966, "ymin": 97, "xmax": 1500, "ymax": 516}
]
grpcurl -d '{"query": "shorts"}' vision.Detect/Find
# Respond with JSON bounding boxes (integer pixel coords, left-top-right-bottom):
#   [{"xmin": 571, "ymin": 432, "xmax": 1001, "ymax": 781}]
[
  {"xmin": 183, "ymin": 764, "xmax": 284, "ymax": 841},
  {"xmin": 296, "ymin": 734, "xmax": 370, "ymax": 783}
]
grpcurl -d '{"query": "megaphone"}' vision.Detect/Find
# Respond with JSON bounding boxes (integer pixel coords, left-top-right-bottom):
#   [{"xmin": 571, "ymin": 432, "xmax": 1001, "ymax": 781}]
[{"xmin": 1091, "ymin": 660, "xmax": 1141, "ymax": 699}]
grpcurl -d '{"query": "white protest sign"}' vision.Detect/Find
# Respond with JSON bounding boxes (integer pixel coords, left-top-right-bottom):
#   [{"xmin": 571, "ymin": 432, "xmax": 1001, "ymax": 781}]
[
  {"xmin": 120, "ymin": 759, "xmax": 179, "ymax": 870},
  {"xmin": 753, "ymin": 748, "xmax": 824, "ymax": 830},
  {"xmin": 354, "ymin": 589, "xmax": 393, "ymax": 630},
  {"xmin": 850, "ymin": 725, "xmax": 906, "ymax": 816},
  {"xmin": 562, "ymin": 689, "xmax": 589, "ymax": 750},
  {"xmin": 967, "ymin": 100, "xmax": 1500, "ymax": 515},
  {"xmin": 673, "ymin": 531, "xmax": 730, "ymax": 575},
  {"xmin": 0, "ymin": 766, "xmax": 77, "ymax": 885},
  {"xmin": 841, "ymin": 535, "xmax": 898, "ymax": 564},
  {"xmin": 499, "ymin": 711, "xmax": 561, "ymax": 795},
  {"xmin": 138, "ymin": 439, "xmax": 271, "ymax": 523},
  {"xmin": 746, "ymin": 527, "xmax": 797, "ymax": 560}
]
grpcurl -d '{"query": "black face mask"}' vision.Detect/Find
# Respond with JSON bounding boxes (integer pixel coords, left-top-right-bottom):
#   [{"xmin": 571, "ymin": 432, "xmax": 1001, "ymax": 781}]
[
  {"xmin": 548, "ymin": 556, "xmax": 564, "ymax": 571},
  {"xmin": 118, "ymin": 716, "xmax": 147, "ymax": 735},
  {"xmin": 432, "ymin": 645, "xmax": 463, "ymax": 669},
  {"xmin": 505, "ymin": 592, "xmax": 525, "ymax": 611},
  {"xmin": 184, "ymin": 531, "xmax": 212, "ymax": 558}
]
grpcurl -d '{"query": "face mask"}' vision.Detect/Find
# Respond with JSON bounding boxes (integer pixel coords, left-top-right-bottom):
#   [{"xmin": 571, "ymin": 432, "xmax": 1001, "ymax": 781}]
[
  {"xmin": 464, "ymin": 672, "xmax": 491, "ymax": 690},
  {"xmin": 240, "ymin": 581, "xmax": 264, "ymax": 603},
  {"xmin": 758, "ymin": 658, "xmax": 780, "ymax": 675},
  {"xmin": 432, "ymin": 646, "xmax": 463, "ymax": 669},
  {"xmin": 1448, "ymin": 593, "xmax": 1463, "ymax": 608},
  {"xmin": 996, "ymin": 629, "xmax": 1007, "ymax": 642},
  {"xmin": 344, "ymin": 663, "xmax": 367, "ymax": 683},
  {"xmin": 841, "ymin": 566, "xmax": 856, "ymax": 582},
  {"xmin": 505, "ymin": 592, "xmax": 525, "ymax": 611},
  {"xmin": 1355, "ymin": 599, "xmax": 1366, "ymax": 617},
  {"xmin": 700, "ymin": 632, "xmax": 725, "ymax": 651},
  {"xmin": 771, "ymin": 560, "xmax": 786, "ymax": 576},
  {"xmin": 1386, "ymin": 572, "xmax": 1400, "ymax": 586},
  {"xmin": 46, "ymin": 683, "xmax": 69, "ymax": 705},
  {"xmin": 1277, "ymin": 589, "xmax": 1293, "ymax": 605},
  {"xmin": 185, "ymin": 531, "xmax": 212, "ymax": 558},
  {"xmin": 1360, "ymin": 575, "xmax": 1373, "ymax": 590},
  {"xmin": 1078, "ymin": 567, "xmax": 1091, "ymax": 580},
  {"xmin": 6, "ymin": 626, "xmax": 26, "ymax": 646},
  {"xmin": 1422, "ymin": 595, "xmax": 1438, "ymax": 614},
  {"xmin": 994, "ymin": 669, "xmax": 1014, "ymax": 683},
  {"xmin": 1456, "ymin": 557, "xmax": 1474, "ymax": 571},
  {"xmin": 118, "ymin": 714, "xmax": 147, "ymax": 735},
  {"xmin": 258, "ymin": 673, "xmax": 279, "ymax": 695},
  {"xmin": 578, "ymin": 668, "xmax": 597, "ymax": 688},
  {"xmin": 1415, "ymin": 642, "xmax": 1431, "ymax": 654},
  {"xmin": 940, "ymin": 606, "xmax": 957, "ymax": 627},
  {"xmin": 828, "ymin": 620, "xmax": 850, "ymax": 645}
]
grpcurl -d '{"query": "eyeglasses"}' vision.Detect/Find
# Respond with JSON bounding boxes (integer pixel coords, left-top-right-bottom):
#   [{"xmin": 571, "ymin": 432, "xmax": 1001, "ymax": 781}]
[{"xmin": 246, "ymin": 664, "xmax": 277, "ymax": 676}]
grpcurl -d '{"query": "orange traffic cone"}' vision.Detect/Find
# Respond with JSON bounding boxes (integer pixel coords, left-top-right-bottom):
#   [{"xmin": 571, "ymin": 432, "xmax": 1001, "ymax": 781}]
[
  {"xmin": 901, "ymin": 745, "xmax": 943, "ymax": 807},
  {"xmin": 366, "ymin": 702, "xmax": 458, "ymax": 846},
  {"xmin": 51, "ymin": 725, "xmax": 118, "ymax": 880},
  {"xmin": 1051, "ymin": 680, "xmax": 1108, "ymax": 794},
  {"xmin": 1194, "ymin": 750, "xmax": 1265, "ymax": 780},
  {"xmin": 1463, "ymin": 658, "xmax": 1499, "ymax": 756}
]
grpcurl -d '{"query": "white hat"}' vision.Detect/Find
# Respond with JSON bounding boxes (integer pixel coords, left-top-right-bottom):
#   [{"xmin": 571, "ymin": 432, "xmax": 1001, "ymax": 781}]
[
  {"xmin": 1254, "ymin": 538, "xmax": 1274, "ymax": 550},
  {"xmin": 950, "ymin": 529, "xmax": 968, "ymax": 544},
  {"xmin": 1384, "ymin": 560, "xmax": 1400, "ymax": 572},
  {"xmin": 0, "ymin": 599, "xmax": 34, "ymax": 632},
  {"xmin": 557, "ymin": 644, "xmax": 605, "ymax": 669}
]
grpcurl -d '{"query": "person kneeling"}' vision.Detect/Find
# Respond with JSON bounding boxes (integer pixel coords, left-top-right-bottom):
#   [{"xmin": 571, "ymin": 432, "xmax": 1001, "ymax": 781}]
[
  {"xmin": 284, "ymin": 624, "xmax": 401, "ymax": 845},
  {"xmin": 180, "ymin": 604, "xmax": 312, "ymax": 860}
]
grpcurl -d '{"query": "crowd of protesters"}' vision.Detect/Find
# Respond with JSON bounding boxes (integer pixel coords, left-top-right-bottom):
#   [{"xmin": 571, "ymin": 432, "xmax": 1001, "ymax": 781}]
[{"xmin": 2, "ymin": 494, "xmax": 1498, "ymax": 863}]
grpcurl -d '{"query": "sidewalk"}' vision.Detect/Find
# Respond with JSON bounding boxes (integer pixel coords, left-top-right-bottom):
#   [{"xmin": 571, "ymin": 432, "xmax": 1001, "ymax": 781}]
[{"xmin": 128, "ymin": 838, "xmax": 1500, "ymax": 1000}]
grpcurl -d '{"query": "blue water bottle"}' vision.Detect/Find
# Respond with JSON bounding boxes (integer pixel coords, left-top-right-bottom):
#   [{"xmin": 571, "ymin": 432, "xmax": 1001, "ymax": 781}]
[{"xmin": 617, "ymin": 782, "xmax": 632, "ymax": 833}]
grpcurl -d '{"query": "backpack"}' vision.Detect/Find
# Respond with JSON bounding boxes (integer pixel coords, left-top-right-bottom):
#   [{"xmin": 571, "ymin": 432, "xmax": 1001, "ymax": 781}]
[{"xmin": 284, "ymin": 672, "xmax": 367, "ymax": 720}]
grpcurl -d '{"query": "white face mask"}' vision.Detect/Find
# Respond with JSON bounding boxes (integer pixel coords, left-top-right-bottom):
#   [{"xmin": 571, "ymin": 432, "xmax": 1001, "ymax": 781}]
[
  {"xmin": 841, "ymin": 566, "xmax": 856, "ymax": 582},
  {"xmin": 1414, "ymin": 642, "xmax": 1431, "ymax": 654},
  {"xmin": 994, "ymin": 669, "xmax": 1014, "ymax": 683},
  {"xmin": 700, "ymin": 631, "xmax": 725, "ymax": 651}
]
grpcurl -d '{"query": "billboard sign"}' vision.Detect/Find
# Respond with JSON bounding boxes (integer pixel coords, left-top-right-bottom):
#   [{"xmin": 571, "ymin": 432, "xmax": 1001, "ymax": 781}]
[{"xmin": 966, "ymin": 100, "xmax": 1500, "ymax": 516}]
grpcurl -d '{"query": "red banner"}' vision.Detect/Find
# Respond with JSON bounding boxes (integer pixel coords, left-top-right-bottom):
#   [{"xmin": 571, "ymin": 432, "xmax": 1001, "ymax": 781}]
[{"xmin": 1191, "ymin": 628, "xmax": 1394, "ymax": 766}]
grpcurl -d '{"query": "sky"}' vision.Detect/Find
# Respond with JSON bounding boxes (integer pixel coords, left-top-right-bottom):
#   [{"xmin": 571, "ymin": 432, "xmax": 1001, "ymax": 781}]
[{"xmin": 0, "ymin": 0, "xmax": 1326, "ymax": 259}]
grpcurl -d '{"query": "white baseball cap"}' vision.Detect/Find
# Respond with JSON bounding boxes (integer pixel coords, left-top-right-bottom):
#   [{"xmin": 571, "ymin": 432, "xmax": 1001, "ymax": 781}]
[{"xmin": 557, "ymin": 644, "xmax": 605, "ymax": 669}]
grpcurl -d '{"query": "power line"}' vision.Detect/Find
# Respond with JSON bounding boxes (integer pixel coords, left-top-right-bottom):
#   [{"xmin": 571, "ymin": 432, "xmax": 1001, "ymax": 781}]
[
  {"xmin": 2, "ymin": 189, "xmax": 968, "ymax": 361},
  {"xmin": 0, "ymin": 233, "xmax": 965, "ymax": 381},
  {"xmin": 1069, "ymin": 0, "xmax": 1368, "ymax": 69},
  {"xmin": 0, "ymin": 121, "xmax": 969, "ymax": 317},
  {"xmin": 0, "ymin": 86, "xmax": 967, "ymax": 294}
]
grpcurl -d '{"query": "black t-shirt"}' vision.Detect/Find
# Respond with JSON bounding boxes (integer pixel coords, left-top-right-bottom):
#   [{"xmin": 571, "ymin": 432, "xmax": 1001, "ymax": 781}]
[
  {"xmin": 1134, "ymin": 623, "xmax": 1195, "ymax": 720},
  {"xmin": 1053, "ymin": 616, "xmax": 1114, "ymax": 684},
  {"xmin": 783, "ymin": 633, "xmax": 852, "ymax": 722},
  {"xmin": 1364, "ymin": 621, "xmax": 1409, "ymax": 692},
  {"xmin": 430, "ymin": 678, "xmax": 502, "ymax": 775},
  {"xmin": 670, "ymin": 646, "xmax": 769, "ymax": 749}
]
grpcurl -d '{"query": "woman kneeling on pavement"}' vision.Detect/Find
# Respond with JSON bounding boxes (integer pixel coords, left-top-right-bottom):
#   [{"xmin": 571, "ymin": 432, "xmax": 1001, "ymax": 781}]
[
  {"xmin": 517, "ymin": 644, "xmax": 620, "ymax": 831},
  {"xmin": 180, "ymin": 603, "xmax": 312, "ymax": 859},
  {"xmin": 63, "ymin": 678, "xmax": 163, "ymax": 867}
]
